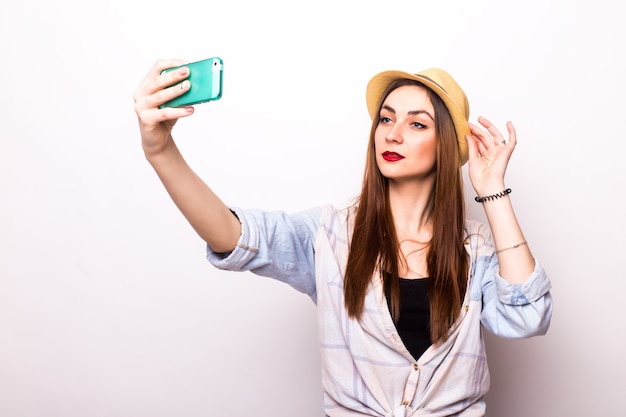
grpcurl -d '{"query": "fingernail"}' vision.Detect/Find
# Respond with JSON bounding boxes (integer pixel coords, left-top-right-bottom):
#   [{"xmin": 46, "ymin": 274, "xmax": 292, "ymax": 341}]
[
  {"xmin": 178, "ymin": 67, "xmax": 188, "ymax": 76},
  {"xmin": 180, "ymin": 80, "xmax": 187, "ymax": 90}
]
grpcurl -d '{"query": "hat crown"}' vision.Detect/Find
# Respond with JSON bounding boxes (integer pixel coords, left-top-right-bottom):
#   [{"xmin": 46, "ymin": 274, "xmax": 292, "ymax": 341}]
[{"xmin": 414, "ymin": 68, "xmax": 469, "ymax": 119}]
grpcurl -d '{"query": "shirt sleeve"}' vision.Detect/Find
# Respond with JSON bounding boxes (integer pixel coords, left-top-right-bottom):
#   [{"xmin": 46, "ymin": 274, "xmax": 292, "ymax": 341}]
[
  {"xmin": 205, "ymin": 206, "xmax": 323, "ymax": 301},
  {"xmin": 467, "ymin": 222, "xmax": 553, "ymax": 338}
]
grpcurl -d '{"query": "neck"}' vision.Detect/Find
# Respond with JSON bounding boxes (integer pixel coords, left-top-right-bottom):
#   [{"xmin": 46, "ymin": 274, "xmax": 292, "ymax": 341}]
[
  {"xmin": 388, "ymin": 178, "xmax": 434, "ymax": 236},
  {"xmin": 388, "ymin": 181, "xmax": 434, "ymax": 280}
]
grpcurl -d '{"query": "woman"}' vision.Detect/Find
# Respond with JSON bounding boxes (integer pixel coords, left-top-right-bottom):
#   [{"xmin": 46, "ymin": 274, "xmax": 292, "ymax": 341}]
[{"xmin": 133, "ymin": 60, "xmax": 552, "ymax": 416}]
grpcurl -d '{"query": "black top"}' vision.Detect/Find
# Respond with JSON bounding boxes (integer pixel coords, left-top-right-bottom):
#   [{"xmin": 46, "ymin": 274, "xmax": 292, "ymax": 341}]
[{"xmin": 384, "ymin": 276, "xmax": 432, "ymax": 360}]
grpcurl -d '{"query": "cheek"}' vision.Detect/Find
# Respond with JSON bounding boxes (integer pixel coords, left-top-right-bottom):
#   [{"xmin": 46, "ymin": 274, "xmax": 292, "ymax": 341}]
[{"xmin": 411, "ymin": 137, "xmax": 437, "ymax": 160}]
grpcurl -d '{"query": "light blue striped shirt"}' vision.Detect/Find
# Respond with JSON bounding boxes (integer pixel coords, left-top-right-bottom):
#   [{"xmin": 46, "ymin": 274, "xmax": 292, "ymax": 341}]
[{"xmin": 207, "ymin": 205, "xmax": 552, "ymax": 416}]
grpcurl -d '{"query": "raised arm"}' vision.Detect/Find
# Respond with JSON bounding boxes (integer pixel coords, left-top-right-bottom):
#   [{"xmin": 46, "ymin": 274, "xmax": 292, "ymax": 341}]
[
  {"xmin": 466, "ymin": 116, "xmax": 534, "ymax": 284},
  {"xmin": 132, "ymin": 59, "xmax": 241, "ymax": 253}
]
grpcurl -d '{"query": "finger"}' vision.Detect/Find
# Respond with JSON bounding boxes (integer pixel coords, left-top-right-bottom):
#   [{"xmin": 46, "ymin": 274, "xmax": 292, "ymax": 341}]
[
  {"xmin": 466, "ymin": 133, "xmax": 490, "ymax": 160},
  {"xmin": 135, "ymin": 78, "xmax": 192, "ymax": 111},
  {"xmin": 134, "ymin": 59, "xmax": 190, "ymax": 102},
  {"xmin": 145, "ymin": 59, "xmax": 189, "ymax": 85},
  {"xmin": 468, "ymin": 122, "xmax": 486, "ymax": 139},
  {"xmin": 135, "ymin": 104, "xmax": 195, "ymax": 127},
  {"xmin": 475, "ymin": 137, "xmax": 489, "ymax": 156},
  {"xmin": 153, "ymin": 58, "xmax": 189, "ymax": 73},
  {"xmin": 506, "ymin": 121, "xmax": 517, "ymax": 147},
  {"xmin": 477, "ymin": 116, "xmax": 504, "ymax": 143},
  {"xmin": 468, "ymin": 122, "xmax": 495, "ymax": 150}
]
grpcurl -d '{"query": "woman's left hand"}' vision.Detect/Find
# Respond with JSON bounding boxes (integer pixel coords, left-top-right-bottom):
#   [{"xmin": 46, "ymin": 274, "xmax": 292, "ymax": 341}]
[{"xmin": 466, "ymin": 116, "xmax": 517, "ymax": 195}]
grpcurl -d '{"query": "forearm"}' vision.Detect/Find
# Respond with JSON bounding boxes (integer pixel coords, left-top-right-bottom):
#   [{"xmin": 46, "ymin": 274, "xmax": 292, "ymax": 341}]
[
  {"xmin": 479, "ymin": 193, "xmax": 534, "ymax": 284},
  {"xmin": 146, "ymin": 140, "xmax": 241, "ymax": 253}
]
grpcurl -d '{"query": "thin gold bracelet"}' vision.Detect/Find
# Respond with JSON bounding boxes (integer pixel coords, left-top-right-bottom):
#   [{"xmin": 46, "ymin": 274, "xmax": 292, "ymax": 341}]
[{"xmin": 495, "ymin": 241, "xmax": 527, "ymax": 254}]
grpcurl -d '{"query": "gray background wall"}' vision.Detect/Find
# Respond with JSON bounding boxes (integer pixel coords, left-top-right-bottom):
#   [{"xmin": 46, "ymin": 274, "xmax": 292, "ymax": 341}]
[{"xmin": 1, "ymin": 0, "xmax": 624, "ymax": 416}]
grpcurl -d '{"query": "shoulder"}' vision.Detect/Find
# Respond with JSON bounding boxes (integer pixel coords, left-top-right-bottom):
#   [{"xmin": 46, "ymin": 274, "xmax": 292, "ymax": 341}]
[{"xmin": 318, "ymin": 204, "xmax": 357, "ymax": 232}]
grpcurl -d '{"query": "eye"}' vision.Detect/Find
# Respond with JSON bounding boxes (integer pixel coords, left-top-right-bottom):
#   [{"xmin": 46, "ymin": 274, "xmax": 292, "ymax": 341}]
[
  {"xmin": 412, "ymin": 121, "xmax": 426, "ymax": 129},
  {"xmin": 379, "ymin": 116, "xmax": 393, "ymax": 124}
]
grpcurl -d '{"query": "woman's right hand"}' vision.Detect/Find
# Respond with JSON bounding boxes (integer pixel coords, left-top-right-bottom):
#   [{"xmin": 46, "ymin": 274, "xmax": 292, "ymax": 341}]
[
  {"xmin": 132, "ymin": 59, "xmax": 242, "ymax": 252},
  {"xmin": 132, "ymin": 59, "xmax": 194, "ymax": 157}
]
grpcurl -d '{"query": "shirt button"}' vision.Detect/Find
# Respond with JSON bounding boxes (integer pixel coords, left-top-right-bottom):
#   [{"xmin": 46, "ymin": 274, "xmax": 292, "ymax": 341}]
[
  {"xmin": 413, "ymin": 363, "xmax": 419, "ymax": 371},
  {"xmin": 402, "ymin": 401, "xmax": 409, "ymax": 406}
]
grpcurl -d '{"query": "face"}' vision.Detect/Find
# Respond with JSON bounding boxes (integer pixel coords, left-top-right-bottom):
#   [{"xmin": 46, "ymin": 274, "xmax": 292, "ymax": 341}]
[{"xmin": 374, "ymin": 85, "xmax": 437, "ymax": 184}]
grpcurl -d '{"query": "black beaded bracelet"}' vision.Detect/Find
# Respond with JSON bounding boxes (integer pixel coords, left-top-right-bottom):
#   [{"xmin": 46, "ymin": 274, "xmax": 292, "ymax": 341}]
[{"xmin": 474, "ymin": 188, "xmax": 511, "ymax": 203}]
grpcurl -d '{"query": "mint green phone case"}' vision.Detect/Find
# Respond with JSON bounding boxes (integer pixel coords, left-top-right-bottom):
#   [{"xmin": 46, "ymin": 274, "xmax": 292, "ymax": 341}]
[{"xmin": 160, "ymin": 57, "xmax": 223, "ymax": 108}]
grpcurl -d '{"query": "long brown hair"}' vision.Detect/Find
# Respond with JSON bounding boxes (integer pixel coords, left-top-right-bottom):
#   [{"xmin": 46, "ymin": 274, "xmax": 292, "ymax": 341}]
[{"xmin": 344, "ymin": 79, "xmax": 468, "ymax": 344}]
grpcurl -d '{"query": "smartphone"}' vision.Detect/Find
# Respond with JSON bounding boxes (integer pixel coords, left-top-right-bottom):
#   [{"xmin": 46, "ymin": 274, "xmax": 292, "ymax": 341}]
[{"xmin": 159, "ymin": 57, "xmax": 223, "ymax": 108}]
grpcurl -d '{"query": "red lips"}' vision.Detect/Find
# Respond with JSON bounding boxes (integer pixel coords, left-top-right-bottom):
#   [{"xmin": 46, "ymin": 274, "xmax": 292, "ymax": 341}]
[{"xmin": 382, "ymin": 151, "xmax": 405, "ymax": 162}]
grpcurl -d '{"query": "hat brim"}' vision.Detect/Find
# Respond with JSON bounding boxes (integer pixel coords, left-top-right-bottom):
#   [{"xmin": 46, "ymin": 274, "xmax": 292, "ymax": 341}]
[{"xmin": 366, "ymin": 70, "xmax": 469, "ymax": 166}]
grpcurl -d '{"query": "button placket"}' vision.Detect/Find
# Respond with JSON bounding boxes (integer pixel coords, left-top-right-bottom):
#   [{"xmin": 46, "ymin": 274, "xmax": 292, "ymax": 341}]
[{"xmin": 400, "ymin": 362, "xmax": 420, "ymax": 410}]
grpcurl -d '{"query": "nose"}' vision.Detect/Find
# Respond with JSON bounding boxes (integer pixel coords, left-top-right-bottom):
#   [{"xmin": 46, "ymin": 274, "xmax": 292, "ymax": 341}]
[{"xmin": 385, "ymin": 123, "xmax": 404, "ymax": 144}]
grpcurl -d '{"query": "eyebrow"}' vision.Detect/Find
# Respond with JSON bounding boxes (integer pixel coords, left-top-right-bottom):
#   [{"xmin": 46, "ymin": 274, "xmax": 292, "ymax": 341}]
[{"xmin": 381, "ymin": 104, "xmax": 434, "ymax": 121}]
